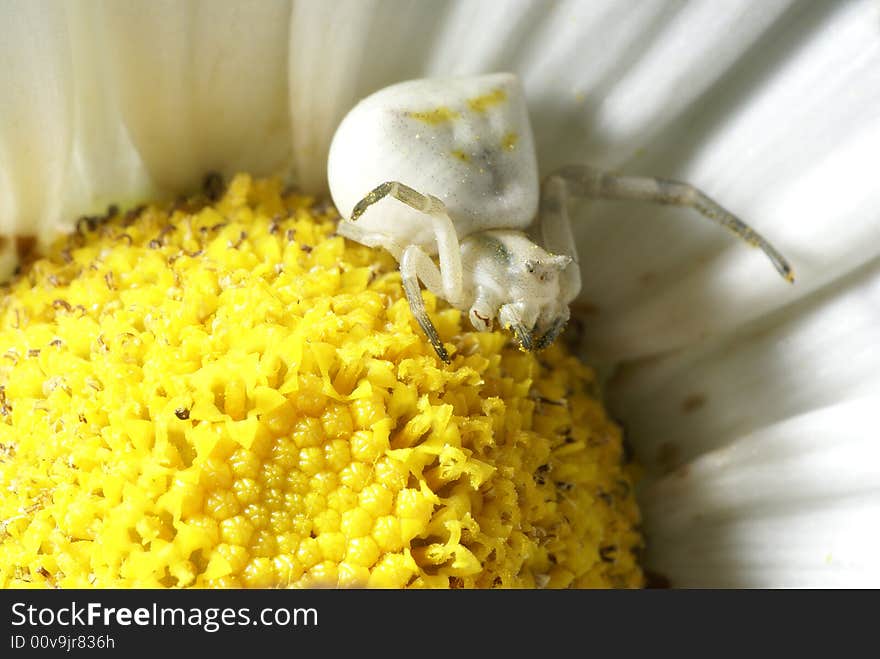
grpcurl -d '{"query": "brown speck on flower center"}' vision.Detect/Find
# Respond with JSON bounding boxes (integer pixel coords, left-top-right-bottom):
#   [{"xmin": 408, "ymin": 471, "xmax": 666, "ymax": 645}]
[{"xmin": 202, "ymin": 171, "xmax": 226, "ymax": 202}]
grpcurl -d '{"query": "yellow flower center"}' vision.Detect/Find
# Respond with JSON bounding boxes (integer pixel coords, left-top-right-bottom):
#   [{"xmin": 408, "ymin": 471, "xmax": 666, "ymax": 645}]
[{"xmin": 0, "ymin": 174, "xmax": 643, "ymax": 588}]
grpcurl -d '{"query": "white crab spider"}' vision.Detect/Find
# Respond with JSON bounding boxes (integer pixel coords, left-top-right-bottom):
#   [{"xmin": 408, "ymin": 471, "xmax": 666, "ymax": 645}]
[{"xmin": 327, "ymin": 73, "xmax": 793, "ymax": 363}]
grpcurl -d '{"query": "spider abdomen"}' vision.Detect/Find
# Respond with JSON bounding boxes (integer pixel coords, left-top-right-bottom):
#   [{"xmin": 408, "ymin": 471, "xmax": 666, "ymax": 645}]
[{"xmin": 328, "ymin": 73, "xmax": 539, "ymax": 253}]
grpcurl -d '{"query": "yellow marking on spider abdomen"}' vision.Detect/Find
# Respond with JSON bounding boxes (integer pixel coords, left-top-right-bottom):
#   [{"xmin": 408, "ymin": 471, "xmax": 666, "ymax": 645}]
[
  {"xmin": 501, "ymin": 131, "xmax": 518, "ymax": 151},
  {"xmin": 407, "ymin": 106, "xmax": 460, "ymax": 125},
  {"xmin": 450, "ymin": 149, "xmax": 471, "ymax": 163},
  {"xmin": 467, "ymin": 88, "xmax": 507, "ymax": 113}
]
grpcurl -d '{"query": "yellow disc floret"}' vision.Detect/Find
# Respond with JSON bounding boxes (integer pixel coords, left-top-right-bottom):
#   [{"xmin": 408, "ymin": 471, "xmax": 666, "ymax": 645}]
[{"xmin": 0, "ymin": 174, "xmax": 643, "ymax": 588}]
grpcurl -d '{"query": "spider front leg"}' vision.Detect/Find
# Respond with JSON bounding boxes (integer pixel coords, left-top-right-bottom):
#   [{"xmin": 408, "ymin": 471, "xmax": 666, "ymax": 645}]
[
  {"xmin": 533, "ymin": 305, "xmax": 570, "ymax": 350},
  {"xmin": 498, "ymin": 303, "xmax": 534, "ymax": 352},
  {"xmin": 497, "ymin": 300, "xmax": 570, "ymax": 353},
  {"xmin": 400, "ymin": 245, "xmax": 452, "ymax": 363},
  {"xmin": 349, "ymin": 181, "xmax": 465, "ymax": 305},
  {"xmin": 541, "ymin": 164, "xmax": 795, "ymax": 284},
  {"xmin": 350, "ymin": 181, "xmax": 468, "ymax": 363},
  {"xmin": 468, "ymin": 286, "xmax": 501, "ymax": 333}
]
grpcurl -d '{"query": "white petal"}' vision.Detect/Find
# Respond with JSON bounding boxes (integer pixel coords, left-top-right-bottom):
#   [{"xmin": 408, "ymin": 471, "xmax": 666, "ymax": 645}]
[
  {"xmin": 0, "ymin": 2, "xmax": 74, "ymax": 243},
  {"xmin": 609, "ymin": 257, "xmax": 880, "ymax": 474},
  {"xmin": 521, "ymin": 0, "xmax": 797, "ymax": 170},
  {"xmin": 641, "ymin": 396, "xmax": 880, "ymax": 587},
  {"xmin": 612, "ymin": 256, "xmax": 880, "ymax": 586},
  {"xmin": 286, "ymin": 0, "xmax": 796, "ymax": 188},
  {"xmin": 0, "ymin": 0, "xmax": 292, "ymax": 253},
  {"xmin": 100, "ymin": 0, "xmax": 292, "ymax": 192},
  {"xmin": 59, "ymin": 1, "xmax": 157, "ymax": 227},
  {"xmin": 568, "ymin": 1, "xmax": 880, "ymax": 359},
  {"xmin": 287, "ymin": 0, "xmax": 544, "ymax": 192}
]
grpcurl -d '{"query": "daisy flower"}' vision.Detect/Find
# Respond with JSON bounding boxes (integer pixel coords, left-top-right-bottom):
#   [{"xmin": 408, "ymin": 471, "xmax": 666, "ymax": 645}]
[{"xmin": 1, "ymin": 0, "xmax": 878, "ymax": 587}]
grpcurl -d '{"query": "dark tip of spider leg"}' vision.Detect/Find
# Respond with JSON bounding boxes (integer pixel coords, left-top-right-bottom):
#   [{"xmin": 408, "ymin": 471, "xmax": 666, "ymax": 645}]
[
  {"xmin": 403, "ymin": 278, "xmax": 450, "ymax": 364},
  {"xmin": 350, "ymin": 193, "xmax": 375, "ymax": 221},
  {"xmin": 350, "ymin": 182, "xmax": 394, "ymax": 222},
  {"xmin": 534, "ymin": 317, "xmax": 568, "ymax": 351},
  {"xmin": 350, "ymin": 200, "xmax": 368, "ymax": 222},
  {"xmin": 753, "ymin": 235, "xmax": 794, "ymax": 283},
  {"xmin": 510, "ymin": 321, "xmax": 533, "ymax": 352},
  {"xmin": 775, "ymin": 255, "xmax": 795, "ymax": 284},
  {"xmin": 422, "ymin": 327, "xmax": 450, "ymax": 364}
]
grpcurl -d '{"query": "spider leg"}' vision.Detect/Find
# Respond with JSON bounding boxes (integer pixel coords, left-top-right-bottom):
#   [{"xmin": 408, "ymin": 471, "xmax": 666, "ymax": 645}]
[
  {"xmin": 336, "ymin": 221, "xmax": 405, "ymax": 259},
  {"xmin": 498, "ymin": 303, "xmax": 533, "ymax": 352},
  {"xmin": 400, "ymin": 245, "xmax": 450, "ymax": 363},
  {"xmin": 541, "ymin": 164, "xmax": 794, "ymax": 285},
  {"xmin": 534, "ymin": 306, "xmax": 571, "ymax": 351},
  {"xmin": 349, "ymin": 181, "xmax": 464, "ymax": 305},
  {"xmin": 468, "ymin": 286, "xmax": 501, "ymax": 332},
  {"xmin": 537, "ymin": 176, "xmax": 583, "ymax": 305}
]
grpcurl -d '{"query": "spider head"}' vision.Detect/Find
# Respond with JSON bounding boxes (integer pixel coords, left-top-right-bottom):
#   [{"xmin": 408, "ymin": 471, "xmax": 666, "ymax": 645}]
[
  {"xmin": 465, "ymin": 232, "xmax": 572, "ymax": 352},
  {"xmin": 498, "ymin": 256, "xmax": 572, "ymax": 352}
]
